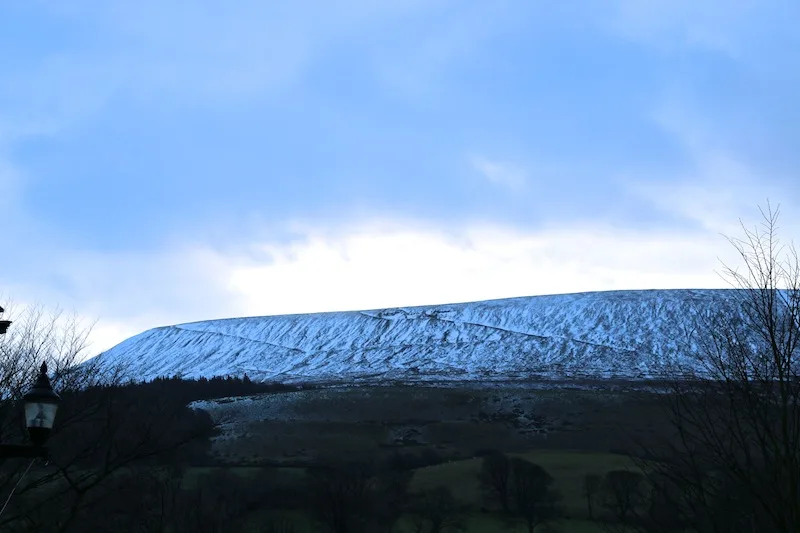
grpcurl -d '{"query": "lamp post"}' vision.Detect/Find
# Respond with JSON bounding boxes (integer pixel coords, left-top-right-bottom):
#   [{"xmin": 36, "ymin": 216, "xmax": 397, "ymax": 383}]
[
  {"xmin": 0, "ymin": 314, "xmax": 61, "ymax": 459},
  {"xmin": 0, "ymin": 305, "xmax": 10, "ymax": 335},
  {"xmin": 23, "ymin": 363, "xmax": 61, "ymax": 448}
]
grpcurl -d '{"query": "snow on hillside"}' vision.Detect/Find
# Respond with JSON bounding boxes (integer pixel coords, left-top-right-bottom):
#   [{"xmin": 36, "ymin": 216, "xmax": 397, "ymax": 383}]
[{"xmin": 89, "ymin": 289, "xmax": 732, "ymax": 383}]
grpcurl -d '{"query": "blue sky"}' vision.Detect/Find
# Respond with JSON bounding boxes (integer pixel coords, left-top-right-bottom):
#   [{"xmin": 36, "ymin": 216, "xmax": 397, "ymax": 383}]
[{"xmin": 2, "ymin": 0, "xmax": 799, "ymax": 353}]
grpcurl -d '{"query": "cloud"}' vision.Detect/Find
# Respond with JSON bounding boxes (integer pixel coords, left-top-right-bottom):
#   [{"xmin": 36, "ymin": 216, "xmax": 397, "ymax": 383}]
[
  {"xmin": 369, "ymin": 2, "xmax": 520, "ymax": 97},
  {"xmin": 228, "ymin": 223, "xmax": 731, "ymax": 316},
  {"xmin": 0, "ymin": 157, "xmax": 22, "ymax": 210},
  {"xmin": 627, "ymin": 154, "xmax": 791, "ymax": 236},
  {"xmin": 471, "ymin": 156, "xmax": 527, "ymax": 190},
  {"xmin": 624, "ymin": 94, "xmax": 800, "ymax": 237},
  {"xmin": 0, "ymin": 0, "xmax": 452, "ymax": 136},
  {"xmin": 599, "ymin": 0, "xmax": 776, "ymax": 58}
]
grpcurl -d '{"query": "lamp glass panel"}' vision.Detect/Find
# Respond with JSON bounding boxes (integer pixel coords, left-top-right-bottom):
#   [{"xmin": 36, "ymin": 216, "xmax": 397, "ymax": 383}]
[{"xmin": 24, "ymin": 402, "xmax": 58, "ymax": 430}]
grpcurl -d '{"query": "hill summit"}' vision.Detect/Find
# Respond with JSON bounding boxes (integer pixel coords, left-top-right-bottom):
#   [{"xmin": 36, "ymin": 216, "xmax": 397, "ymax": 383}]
[{"xmin": 90, "ymin": 289, "xmax": 734, "ymax": 384}]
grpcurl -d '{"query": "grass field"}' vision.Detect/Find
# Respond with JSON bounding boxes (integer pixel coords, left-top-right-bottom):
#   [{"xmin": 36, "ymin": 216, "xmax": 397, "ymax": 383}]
[
  {"xmin": 412, "ymin": 449, "xmax": 640, "ymax": 517},
  {"xmin": 187, "ymin": 448, "xmax": 642, "ymax": 532},
  {"xmin": 406, "ymin": 449, "xmax": 643, "ymax": 531}
]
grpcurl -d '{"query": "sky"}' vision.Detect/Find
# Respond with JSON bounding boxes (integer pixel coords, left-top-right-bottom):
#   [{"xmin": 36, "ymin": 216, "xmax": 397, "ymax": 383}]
[{"xmin": 1, "ymin": 0, "xmax": 799, "ymax": 355}]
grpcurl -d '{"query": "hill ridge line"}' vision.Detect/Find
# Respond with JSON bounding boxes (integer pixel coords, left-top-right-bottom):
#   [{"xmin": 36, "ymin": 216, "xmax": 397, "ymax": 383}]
[{"xmin": 170, "ymin": 324, "xmax": 308, "ymax": 355}]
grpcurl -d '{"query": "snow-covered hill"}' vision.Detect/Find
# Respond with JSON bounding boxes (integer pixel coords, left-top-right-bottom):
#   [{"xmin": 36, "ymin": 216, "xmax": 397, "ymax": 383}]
[{"xmin": 91, "ymin": 289, "xmax": 733, "ymax": 383}]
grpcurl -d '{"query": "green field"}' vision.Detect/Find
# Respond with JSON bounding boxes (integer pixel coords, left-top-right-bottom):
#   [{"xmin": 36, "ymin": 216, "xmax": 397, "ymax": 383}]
[
  {"xmin": 412, "ymin": 449, "xmax": 640, "ymax": 517},
  {"xmin": 190, "ymin": 448, "xmax": 643, "ymax": 532}
]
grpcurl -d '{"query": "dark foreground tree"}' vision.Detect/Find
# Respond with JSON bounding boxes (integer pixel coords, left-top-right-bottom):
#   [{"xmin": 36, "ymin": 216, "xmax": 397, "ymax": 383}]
[
  {"xmin": 639, "ymin": 204, "xmax": 800, "ymax": 533},
  {"xmin": 600, "ymin": 470, "xmax": 645, "ymax": 526},
  {"xmin": 305, "ymin": 462, "xmax": 373, "ymax": 533},
  {"xmin": 477, "ymin": 450, "xmax": 511, "ymax": 513},
  {"xmin": 582, "ymin": 473, "xmax": 602, "ymax": 520},
  {"xmin": 407, "ymin": 486, "xmax": 466, "ymax": 533},
  {"xmin": 305, "ymin": 459, "xmax": 412, "ymax": 533},
  {"xmin": 505, "ymin": 458, "xmax": 562, "ymax": 533},
  {"xmin": 258, "ymin": 515, "xmax": 299, "ymax": 533}
]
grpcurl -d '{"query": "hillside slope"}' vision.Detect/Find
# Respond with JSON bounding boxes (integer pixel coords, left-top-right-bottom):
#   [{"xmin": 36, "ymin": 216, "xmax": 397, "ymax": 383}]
[{"xmin": 90, "ymin": 289, "xmax": 734, "ymax": 383}]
